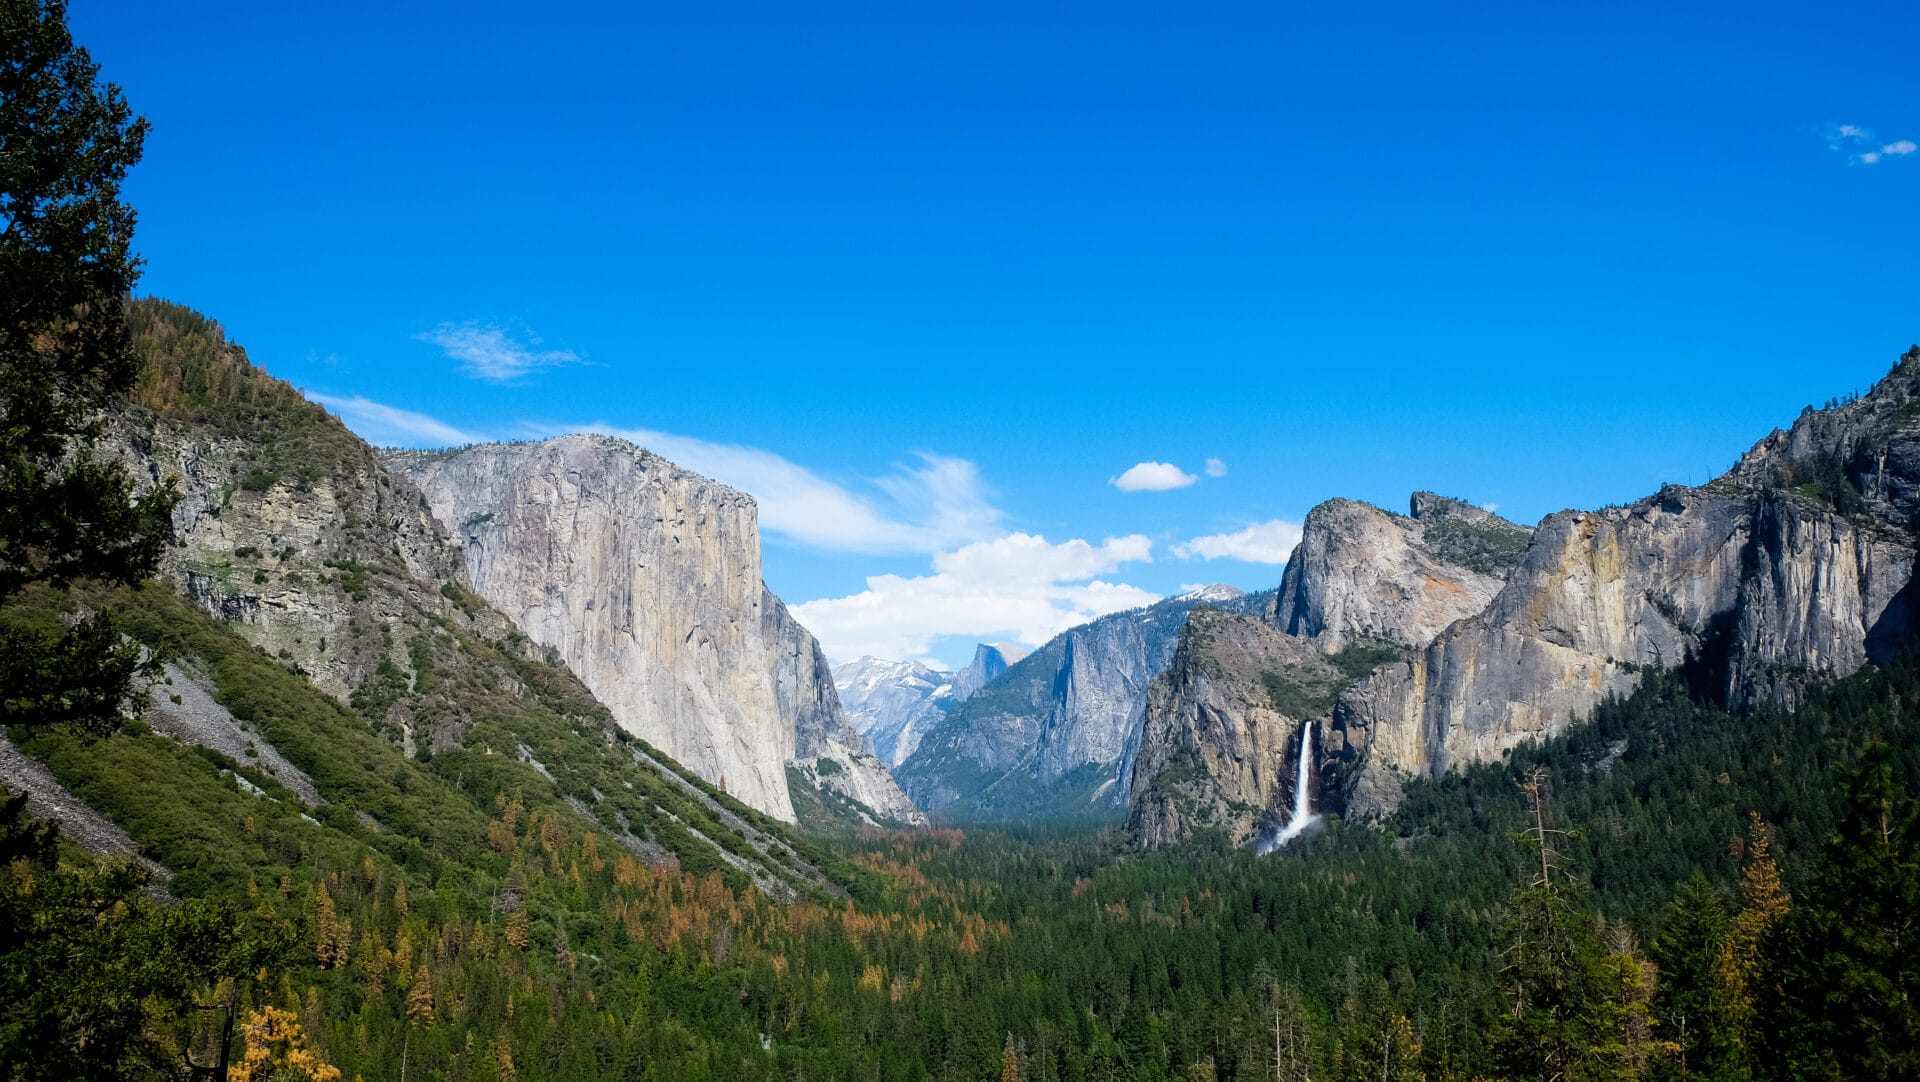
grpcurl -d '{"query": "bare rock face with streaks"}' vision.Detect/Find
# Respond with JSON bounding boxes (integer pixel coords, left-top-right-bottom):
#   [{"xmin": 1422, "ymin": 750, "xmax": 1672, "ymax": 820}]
[
  {"xmin": 1269, "ymin": 494, "xmax": 1530, "ymax": 652},
  {"xmin": 391, "ymin": 435, "xmax": 923, "ymax": 826}
]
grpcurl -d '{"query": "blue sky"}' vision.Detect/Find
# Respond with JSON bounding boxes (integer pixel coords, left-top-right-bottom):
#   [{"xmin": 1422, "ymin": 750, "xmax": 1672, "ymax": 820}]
[{"xmin": 76, "ymin": 1, "xmax": 1918, "ymax": 667}]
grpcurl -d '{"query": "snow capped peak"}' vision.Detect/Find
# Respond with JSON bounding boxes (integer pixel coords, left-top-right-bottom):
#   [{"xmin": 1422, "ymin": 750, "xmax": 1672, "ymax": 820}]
[{"xmin": 1175, "ymin": 583, "xmax": 1247, "ymax": 603}]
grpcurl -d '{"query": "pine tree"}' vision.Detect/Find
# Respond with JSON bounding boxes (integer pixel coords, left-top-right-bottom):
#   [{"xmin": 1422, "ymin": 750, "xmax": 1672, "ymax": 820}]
[
  {"xmin": 0, "ymin": 0, "xmax": 177, "ymax": 736},
  {"xmin": 1651, "ymin": 872, "xmax": 1732, "ymax": 1077},
  {"xmin": 1713, "ymin": 814, "xmax": 1788, "ymax": 1077},
  {"xmin": 1494, "ymin": 767, "xmax": 1650, "ymax": 1081},
  {"xmin": 407, "ymin": 963, "xmax": 435, "ymax": 1028},
  {"xmin": 1759, "ymin": 741, "xmax": 1920, "ymax": 1080}
]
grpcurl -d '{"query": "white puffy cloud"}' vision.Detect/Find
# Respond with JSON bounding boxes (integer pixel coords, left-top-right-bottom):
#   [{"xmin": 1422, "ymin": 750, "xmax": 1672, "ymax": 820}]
[
  {"xmin": 308, "ymin": 393, "xmax": 484, "ymax": 448},
  {"xmin": 1111, "ymin": 461, "xmax": 1198, "ymax": 492},
  {"xmin": 792, "ymin": 533, "xmax": 1160, "ymax": 661},
  {"xmin": 418, "ymin": 322, "xmax": 581, "ymax": 382},
  {"xmin": 566, "ymin": 424, "xmax": 1004, "ymax": 555},
  {"xmin": 1884, "ymin": 139, "xmax": 1918, "ymax": 157},
  {"xmin": 1171, "ymin": 519, "xmax": 1305, "ymax": 564},
  {"xmin": 1204, "ymin": 457, "xmax": 1228, "ymax": 478}
]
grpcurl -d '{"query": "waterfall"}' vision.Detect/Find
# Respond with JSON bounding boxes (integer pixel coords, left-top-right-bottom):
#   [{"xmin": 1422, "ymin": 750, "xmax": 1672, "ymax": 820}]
[{"xmin": 1258, "ymin": 721, "xmax": 1319, "ymax": 854}]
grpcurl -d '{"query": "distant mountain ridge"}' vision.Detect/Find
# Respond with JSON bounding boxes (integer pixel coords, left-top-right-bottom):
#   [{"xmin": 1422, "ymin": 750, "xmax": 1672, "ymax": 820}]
[
  {"xmin": 894, "ymin": 586, "xmax": 1271, "ymax": 820},
  {"xmin": 832, "ymin": 656, "xmax": 955, "ymax": 768}
]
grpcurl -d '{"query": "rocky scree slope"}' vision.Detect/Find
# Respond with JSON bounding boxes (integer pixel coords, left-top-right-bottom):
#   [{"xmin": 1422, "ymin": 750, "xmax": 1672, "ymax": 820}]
[
  {"xmin": 897, "ymin": 587, "xmax": 1272, "ymax": 820},
  {"xmin": 388, "ymin": 436, "xmax": 924, "ymax": 828}
]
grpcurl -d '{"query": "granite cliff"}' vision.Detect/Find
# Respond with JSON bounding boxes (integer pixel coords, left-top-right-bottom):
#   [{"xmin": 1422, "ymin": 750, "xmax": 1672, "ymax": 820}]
[
  {"xmin": 1336, "ymin": 352, "xmax": 1920, "ymax": 815},
  {"xmin": 1127, "ymin": 608, "xmax": 1343, "ymax": 847},
  {"xmin": 1131, "ymin": 348, "xmax": 1920, "ymax": 845},
  {"xmin": 94, "ymin": 299, "xmax": 850, "ymax": 895},
  {"xmin": 389, "ymin": 436, "xmax": 923, "ymax": 827},
  {"xmin": 1129, "ymin": 498, "xmax": 1526, "ymax": 844}
]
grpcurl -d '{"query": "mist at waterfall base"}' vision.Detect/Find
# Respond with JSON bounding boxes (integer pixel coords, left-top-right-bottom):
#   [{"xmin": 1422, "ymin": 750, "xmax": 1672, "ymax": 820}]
[{"xmin": 1257, "ymin": 722, "xmax": 1321, "ymax": 855}]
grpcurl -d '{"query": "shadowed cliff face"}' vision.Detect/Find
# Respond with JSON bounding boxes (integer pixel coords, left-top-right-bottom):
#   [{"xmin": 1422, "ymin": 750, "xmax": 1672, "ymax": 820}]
[
  {"xmin": 390, "ymin": 435, "xmax": 924, "ymax": 827},
  {"xmin": 1332, "ymin": 349, "xmax": 1920, "ymax": 817}
]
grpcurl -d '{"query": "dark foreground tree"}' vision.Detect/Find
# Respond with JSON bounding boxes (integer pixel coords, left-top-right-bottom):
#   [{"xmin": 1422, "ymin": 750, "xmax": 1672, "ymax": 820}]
[
  {"xmin": 0, "ymin": 790, "xmax": 273, "ymax": 1080},
  {"xmin": 1759, "ymin": 740, "xmax": 1920, "ymax": 1081},
  {"xmin": 0, "ymin": 0, "xmax": 175, "ymax": 734}
]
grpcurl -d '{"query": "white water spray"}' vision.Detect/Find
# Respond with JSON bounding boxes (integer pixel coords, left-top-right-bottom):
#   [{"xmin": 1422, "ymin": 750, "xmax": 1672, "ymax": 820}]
[{"xmin": 1258, "ymin": 721, "xmax": 1319, "ymax": 854}]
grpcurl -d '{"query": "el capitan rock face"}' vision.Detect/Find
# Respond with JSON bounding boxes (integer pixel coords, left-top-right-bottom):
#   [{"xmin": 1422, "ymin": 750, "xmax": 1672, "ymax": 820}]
[{"xmin": 390, "ymin": 435, "xmax": 923, "ymax": 826}]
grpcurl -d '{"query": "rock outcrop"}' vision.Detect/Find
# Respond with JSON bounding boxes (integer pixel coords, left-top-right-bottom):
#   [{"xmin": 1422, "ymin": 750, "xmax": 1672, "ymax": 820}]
[
  {"xmin": 1128, "ymin": 608, "xmax": 1341, "ymax": 847},
  {"xmin": 952, "ymin": 642, "xmax": 1028, "ymax": 702},
  {"xmin": 766, "ymin": 590, "xmax": 928, "ymax": 826},
  {"xmin": 1269, "ymin": 494, "xmax": 1529, "ymax": 652},
  {"xmin": 1332, "ymin": 350, "xmax": 1920, "ymax": 816},
  {"xmin": 1128, "ymin": 496, "xmax": 1531, "ymax": 843},
  {"xmin": 390, "ymin": 435, "xmax": 923, "ymax": 826}
]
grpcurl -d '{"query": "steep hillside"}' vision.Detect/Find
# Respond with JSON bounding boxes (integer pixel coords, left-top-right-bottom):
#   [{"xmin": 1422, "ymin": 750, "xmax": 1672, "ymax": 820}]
[
  {"xmin": 897, "ymin": 587, "xmax": 1272, "ymax": 820},
  {"xmin": 389, "ymin": 437, "xmax": 924, "ymax": 828},
  {"xmin": 104, "ymin": 299, "xmax": 851, "ymax": 888}
]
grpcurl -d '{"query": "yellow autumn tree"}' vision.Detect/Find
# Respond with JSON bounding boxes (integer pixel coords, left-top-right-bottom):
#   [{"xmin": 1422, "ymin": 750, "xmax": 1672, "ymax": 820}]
[
  {"xmin": 407, "ymin": 964, "xmax": 435, "ymax": 1029},
  {"xmin": 228, "ymin": 1006, "xmax": 341, "ymax": 1082},
  {"xmin": 314, "ymin": 883, "xmax": 348, "ymax": 969},
  {"xmin": 505, "ymin": 907, "xmax": 532, "ymax": 950},
  {"xmin": 1714, "ymin": 813, "xmax": 1790, "ymax": 1063}
]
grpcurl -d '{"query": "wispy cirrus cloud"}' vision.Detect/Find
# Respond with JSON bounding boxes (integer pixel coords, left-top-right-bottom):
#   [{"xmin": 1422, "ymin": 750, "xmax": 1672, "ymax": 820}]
[
  {"xmin": 417, "ymin": 322, "xmax": 582, "ymax": 382},
  {"xmin": 1171, "ymin": 518, "xmax": 1304, "ymax": 564},
  {"xmin": 1826, "ymin": 123, "xmax": 1917, "ymax": 166},
  {"xmin": 1204, "ymin": 457, "xmax": 1228, "ymax": 478},
  {"xmin": 308, "ymin": 392, "xmax": 485, "ymax": 447},
  {"xmin": 1111, "ymin": 461, "xmax": 1199, "ymax": 492},
  {"xmin": 792, "ymin": 532, "xmax": 1160, "ymax": 661}
]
